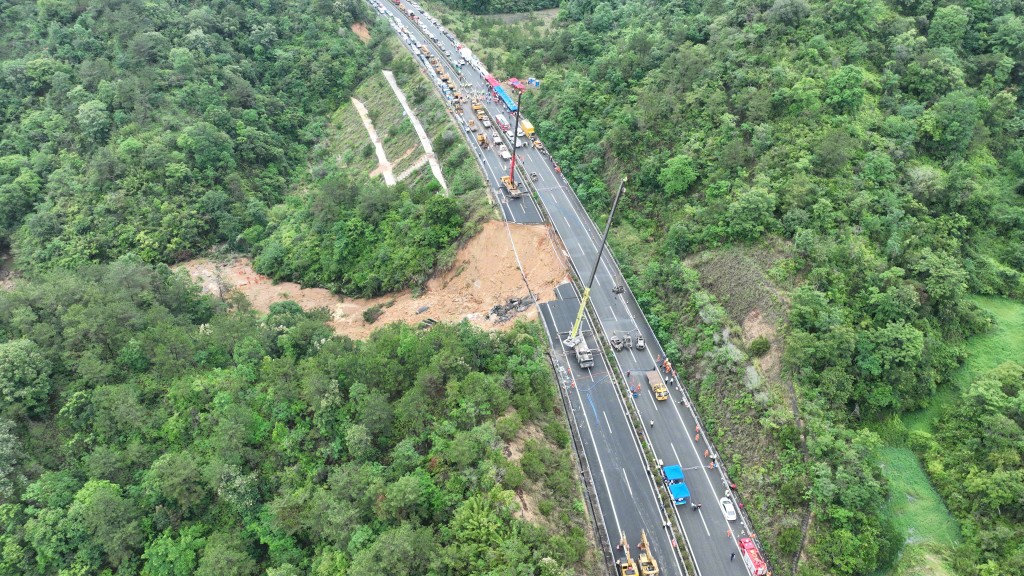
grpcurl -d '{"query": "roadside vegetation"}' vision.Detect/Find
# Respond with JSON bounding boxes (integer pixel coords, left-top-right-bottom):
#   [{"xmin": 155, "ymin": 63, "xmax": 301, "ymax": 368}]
[
  {"xmin": 444, "ymin": 0, "xmax": 1024, "ymax": 574},
  {"xmin": 251, "ymin": 37, "xmax": 488, "ymax": 297}
]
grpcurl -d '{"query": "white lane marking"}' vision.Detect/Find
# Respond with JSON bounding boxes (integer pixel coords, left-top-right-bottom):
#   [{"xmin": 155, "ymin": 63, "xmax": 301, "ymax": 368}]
[
  {"xmin": 622, "ymin": 469, "xmax": 634, "ymax": 497},
  {"xmin": 604, "ymin": 411, "xmax": 613, "ymax": 434},
  {"xmin": 697, "ymin": 506, "xmax": 711, "ymax": 536},
  {"xmin": 538, "ymin": 307, "xmax": 622, "ymax": 544}
]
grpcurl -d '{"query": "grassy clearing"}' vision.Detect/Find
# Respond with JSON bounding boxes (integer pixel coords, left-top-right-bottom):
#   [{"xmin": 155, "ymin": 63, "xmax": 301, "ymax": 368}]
[
  {"xmin": 877, "ymin": 446, "xmax": 959, "ymax": 546},
  {"xmin": 878, "ymin": 296, "xmax": 1024, "ymax": 575},
  {"xmin": 904, "ymin": 296, "xmax": 1024, "ymax": 433},
  {"xmin": 328, "ymin": 36, "xmax": 462, "ymax": 186},
  {"xmin": 885, "ymin": 541, "xmax": 955, "ymax": 576}
]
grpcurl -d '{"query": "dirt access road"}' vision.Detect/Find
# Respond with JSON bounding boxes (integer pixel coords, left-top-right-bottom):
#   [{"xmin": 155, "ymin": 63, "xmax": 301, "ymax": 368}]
[{"xmin": 180, "ymin": 221, "xmax": 568, "ymax": 339}]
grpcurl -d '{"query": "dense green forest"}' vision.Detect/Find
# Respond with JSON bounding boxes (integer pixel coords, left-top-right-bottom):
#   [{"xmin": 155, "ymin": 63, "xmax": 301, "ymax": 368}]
[
  {"xmin": 0, "ymin": 259, "xmax": 590, "ymax": 575},
  {"xmin": 442, "ymin": 0, "xmax": 1024, "ymax": 573},
  {"xmin": 0, "ymin": 0, "xmax": 481, "ymax": 297},
  {"xmin": 0, "ymin": 0, "xmax": 375, "ymax": 269}
]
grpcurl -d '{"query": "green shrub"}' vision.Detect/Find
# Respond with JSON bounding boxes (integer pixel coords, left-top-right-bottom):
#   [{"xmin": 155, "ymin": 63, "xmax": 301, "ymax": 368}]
[
  {"xmin": 749, "ymin": 336, "xmax": 771, "ymax": 357},
  {"xmin": 363, "ymin": 304, "xmax": 384, "ymax": 324},
  {"xmin": 496, "ymin": 412, "xmax": 523, "ymax": 442}
]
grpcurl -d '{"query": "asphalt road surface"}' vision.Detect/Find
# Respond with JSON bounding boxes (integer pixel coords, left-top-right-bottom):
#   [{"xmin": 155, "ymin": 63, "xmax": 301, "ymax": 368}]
[
  {"xmin": 371, "ymin": 2, "xmax": 760, "ymax": 574},
  {"xmin": 540, "ymin": 284, "xmax": 686, "ymax": 576}
]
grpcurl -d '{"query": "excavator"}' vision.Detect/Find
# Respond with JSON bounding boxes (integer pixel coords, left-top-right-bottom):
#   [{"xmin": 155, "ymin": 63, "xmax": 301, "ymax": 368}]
[
  {"xmin": 637, "ymin": 531, "xmax": 659, "ymax": 575},
  {"xmin": 617, "ymin": 532, "xmax": 639, "ymax": 576}
]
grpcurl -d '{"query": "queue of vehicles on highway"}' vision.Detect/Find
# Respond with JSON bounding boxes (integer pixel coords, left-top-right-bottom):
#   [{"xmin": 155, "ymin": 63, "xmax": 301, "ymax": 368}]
[
  {"xmin": 369, "ymin": 1, "xmax": 770, "ymax": 574},
  {"xmin": 370, "ymin": 0, "xmax": 556, "ymax": 203}
]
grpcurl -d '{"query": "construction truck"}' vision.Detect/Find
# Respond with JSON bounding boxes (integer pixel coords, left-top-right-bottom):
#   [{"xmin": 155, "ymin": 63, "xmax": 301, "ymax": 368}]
[
  {"xmin": 418, "ymin": 45, "xmax": 429, "ymax": 56},
  {"xmin": 471, "ymin": 99, "xmax": 483, "ymax": 112},
  {"xmin": 739, "ymin": 538, "xmax": 768, "ymax": 575},
  {"xmin": 520, "ymin": 118, "xmax": 535, "ymax": 137},
  {"xmin": 573, "ymin": 339, "xmax": 594, "ymax": 368},
  {"xmin": 468, "ymin": 119, "xmax": 477, "ymax": 132},
  {"xmin": 476, "ymin": 133, "xmax": 488, "ymax": 148},
  {"xmin": 637, "ymin": 531, "xmax": 659, "ymax": 576},
  {"xmin": 617, "ymin": 533, "xmax": 639, "ymax": 576},
  {"xmin": 644, "ymin": 370, "xmax": 669, "ymax": 401},
  {"xmin": 476, "ymin": 108, "xmax": 485, "ymax": 120},
  {"xmin": 500, "ymin": 175, "xmax": 523, "ymax": 199}
]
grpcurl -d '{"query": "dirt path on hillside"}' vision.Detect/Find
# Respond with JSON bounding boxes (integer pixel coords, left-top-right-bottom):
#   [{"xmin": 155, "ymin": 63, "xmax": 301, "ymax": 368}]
[
  {"xmin": 352, "ymin": 97, "xmax": 397, "ymax": 186},
  {"xmin": 382, "ymin": 70, "xmax": 448, "ymax": 192},
  {"xmin": 179, "ymin": 221, "xmax": 569, "ymax": 339}
]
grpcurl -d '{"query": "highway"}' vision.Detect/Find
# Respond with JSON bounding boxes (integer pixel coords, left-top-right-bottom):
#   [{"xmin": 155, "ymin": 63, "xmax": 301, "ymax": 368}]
[
  {"xmin": 371, "ymin": 1, "xmax": 544, "ymax": 224},
  {"xmin": 370, "ymin": 2, "xmax": 762, "ymax": 575},
  {"xmin": 540, "ymin": 284, "xmax": 685, "ymax": 575}
]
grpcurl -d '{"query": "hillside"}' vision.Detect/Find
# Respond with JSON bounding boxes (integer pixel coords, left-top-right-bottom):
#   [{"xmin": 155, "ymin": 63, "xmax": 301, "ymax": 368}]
[
  {"xmin": 0, "ymin": 1, "xmax": 596, "ymax": 575},
  {"xmin": 439, "ymin": 0, "xmax": 1024, "ymax": 574}
]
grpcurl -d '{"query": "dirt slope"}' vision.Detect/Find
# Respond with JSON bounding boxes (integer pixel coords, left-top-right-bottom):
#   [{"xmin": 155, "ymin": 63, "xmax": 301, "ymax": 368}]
[{"xmin": 179, "ymin": 221, "xmax": 568, "ymax": 339}]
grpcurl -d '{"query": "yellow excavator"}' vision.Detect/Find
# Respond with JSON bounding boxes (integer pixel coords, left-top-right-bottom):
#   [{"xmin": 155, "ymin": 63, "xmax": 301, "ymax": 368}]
[
  {"xmin": 617, "ymin": 532, "xmax": 638, "ymax": 576},
  {"xmin": 638, "ymin": 531, "xmax": 659, "ymax": 575}
]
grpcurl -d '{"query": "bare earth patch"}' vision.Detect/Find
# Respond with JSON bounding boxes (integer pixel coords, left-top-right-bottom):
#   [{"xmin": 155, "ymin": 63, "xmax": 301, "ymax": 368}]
[
  {"xmin": 178, "ymin": 221, "xmax": 568, "ymax": 340},
  {"xmin": 505, "ymin": 422, "xmax": 547, "ymax": 525},
  {"xmin": 350, "ymin": 22, "xmax": 371, "ymax": 43},
  {"xmin": 742, "ymin": 309, "xmax": 782, "ymax": 381},
  {"xmin": 0, "ymin": 251, "xmax": 14, "ymax": 291}
]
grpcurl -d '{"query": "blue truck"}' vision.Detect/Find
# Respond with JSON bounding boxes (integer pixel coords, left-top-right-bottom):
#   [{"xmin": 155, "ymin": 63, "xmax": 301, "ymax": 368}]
[{"xmin": 662, "ymin": 464, "xmax": 690, "ymax": 506}]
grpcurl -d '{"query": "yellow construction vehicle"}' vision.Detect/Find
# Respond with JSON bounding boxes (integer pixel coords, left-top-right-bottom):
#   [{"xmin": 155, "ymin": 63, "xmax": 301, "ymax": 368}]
[
  {"xmin": 468, "ymin": 119, "xmax": 477, "ymax": 132},
  {"xmin": 646, "ymin": 370, "xmax": 669, "ymax": 401},
  {"xmin": 476, "ymin": 133, "xmax": 488, "ymax": 148},
  {"xmin": 638, "ymin": 531, "xmax": 659, "ymax": 575},
  {"xmin": 471, "ymin": 100, "xmax": 483, "ymax": 112},
  {"xmin": 500, "ymin": 175, "xmax": 522, "ymax": 199},
  {"xmin": 618, "ymin": 532, "xmax": 639, "ymax": 576},
  {"xmin": 476, "ymin": 108, "xmax": 485, "ymax": 120}
]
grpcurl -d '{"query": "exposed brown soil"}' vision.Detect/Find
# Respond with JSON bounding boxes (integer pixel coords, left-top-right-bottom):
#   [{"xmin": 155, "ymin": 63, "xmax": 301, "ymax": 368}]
[
  {"xmin": 506, "ymin": 422, "xmax": 547, "ymax": 524},
  {"xmin": 0, "ymin": 250, "xmax": 14, "ymax": 291},
  {"xmin": 178, "ymin": 221, "xmax": 568, "ymax": 340},
  {"xmin": 742, "ymin": 309, "xmax": 782, "ymax": 381},
  {"xmin": 351, "ymin": 22, "xmax": 371, "ymax": 43}
]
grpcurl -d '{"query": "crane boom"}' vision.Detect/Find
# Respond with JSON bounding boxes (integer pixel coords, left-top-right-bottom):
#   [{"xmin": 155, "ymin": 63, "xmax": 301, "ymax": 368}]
[{"xmin": 563, "ymin": 177, "xmax": 626, "ymax": 355}]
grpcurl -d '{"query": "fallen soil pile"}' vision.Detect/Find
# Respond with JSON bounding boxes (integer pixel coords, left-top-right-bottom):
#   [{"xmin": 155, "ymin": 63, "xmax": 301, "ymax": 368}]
[{"xmin": 179, "ymin": 221, "xmax": 569, "ymax": 339}]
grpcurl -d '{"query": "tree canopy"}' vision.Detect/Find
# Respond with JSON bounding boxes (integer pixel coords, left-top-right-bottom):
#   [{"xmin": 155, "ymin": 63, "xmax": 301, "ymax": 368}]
[{"xmin": 0, "ymin": 261, "xmax": 587, "ymax": 575}]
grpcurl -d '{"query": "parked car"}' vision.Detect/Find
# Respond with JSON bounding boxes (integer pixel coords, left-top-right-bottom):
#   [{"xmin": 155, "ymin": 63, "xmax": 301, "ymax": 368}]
[{"xmin": 719, "ymin": 497, "xmax": 737, "ymax": 521}]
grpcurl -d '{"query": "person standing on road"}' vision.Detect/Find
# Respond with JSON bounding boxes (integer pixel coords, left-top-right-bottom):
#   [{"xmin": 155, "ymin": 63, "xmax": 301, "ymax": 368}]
[
  {"xmin": 649, "ymin": 419, "xmax": 654, "ymax": 428},
  {"xmin": 730, "ymin": 552, "xmax": 736, "ymax": 561}
]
